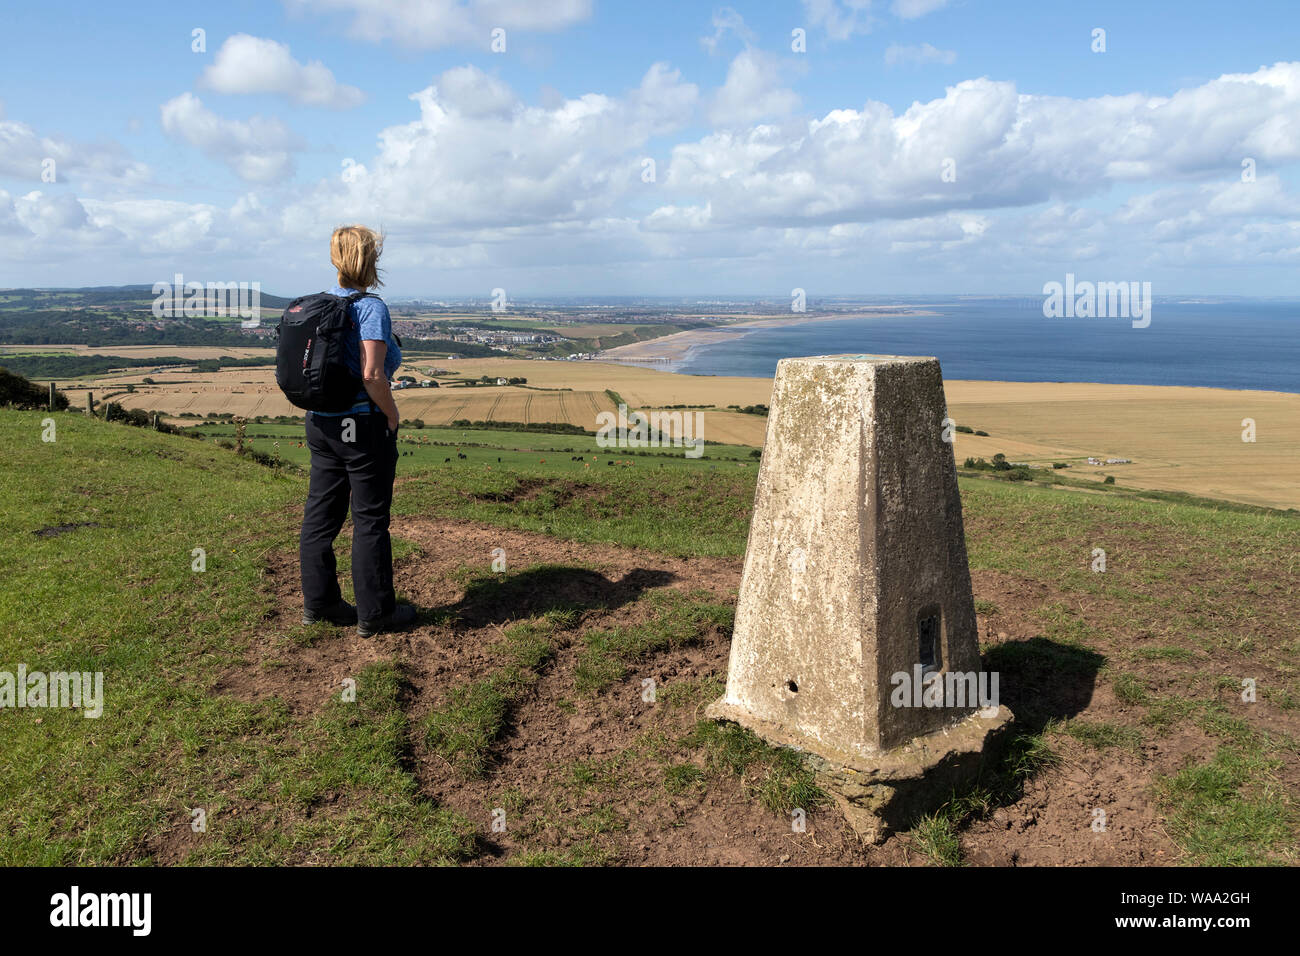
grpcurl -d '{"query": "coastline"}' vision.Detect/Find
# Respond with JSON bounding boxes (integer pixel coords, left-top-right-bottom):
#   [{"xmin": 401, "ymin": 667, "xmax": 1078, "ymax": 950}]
[{"xmin": 599, "ymin": 309, "xmax": 939, "ymax": 363}]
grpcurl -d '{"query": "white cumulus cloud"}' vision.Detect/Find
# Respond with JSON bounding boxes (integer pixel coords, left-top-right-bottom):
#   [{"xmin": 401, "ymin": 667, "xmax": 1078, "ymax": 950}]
[
  {"xmin": 709, "ymin": 49, "xmax": 801, "ymax": 126},
  {"xmin": 0, "ymin": 119, "xmax": 150, "ymax": 186},
  {"xmin": 281, "ymin": 62, "xmax": 698, "ymax": 235},
  {"xmin": 655, "ymin": 64, "xmax": 1300, "ymax": 229},
  {"xmin": 199, "ymin": 34, "xmax": 365, "ymax": 108},
  {"xmin": 160, "ymin": 93, "xmax": 301, "ymax": 182}
]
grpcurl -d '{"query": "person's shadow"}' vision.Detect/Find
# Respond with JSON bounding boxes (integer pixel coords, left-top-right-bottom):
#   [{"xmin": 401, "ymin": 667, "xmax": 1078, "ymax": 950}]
[{"xmin": 436, "ymin": 566, "xmax": 678, "ymax": 629}]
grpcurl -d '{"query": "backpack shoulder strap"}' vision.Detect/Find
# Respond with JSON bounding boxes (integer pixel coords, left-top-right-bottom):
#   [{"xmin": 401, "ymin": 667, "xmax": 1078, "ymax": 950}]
[
  {"xmin": 341, "ymin": 291, "xmax": 400, "ymax": 347},
  {"xmin": 339, "ymin": 290, "xmax": 374, "ymax": 329}
]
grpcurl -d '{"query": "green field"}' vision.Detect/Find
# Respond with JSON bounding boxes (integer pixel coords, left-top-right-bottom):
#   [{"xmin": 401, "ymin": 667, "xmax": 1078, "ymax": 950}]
[
  {"xmin": 192, "ymin": 422, "xmax": 761, "ymax": 467},
  {"xmin": 1, "ymin": 409, "xmax": 1296, "ymax": 865}
]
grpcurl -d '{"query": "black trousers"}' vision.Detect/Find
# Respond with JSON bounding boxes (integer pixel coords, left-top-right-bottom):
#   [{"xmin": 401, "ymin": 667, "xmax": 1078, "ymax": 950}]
[{"xmin": 300, "ymin": 410, "xmax": 398, "ymax": 622}]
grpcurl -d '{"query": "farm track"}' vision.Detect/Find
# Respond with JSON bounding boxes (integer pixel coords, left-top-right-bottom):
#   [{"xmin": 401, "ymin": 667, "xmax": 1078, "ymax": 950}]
[{"xmin": 445, "ymin": 398, "xmax": 470, "ymax": 425}]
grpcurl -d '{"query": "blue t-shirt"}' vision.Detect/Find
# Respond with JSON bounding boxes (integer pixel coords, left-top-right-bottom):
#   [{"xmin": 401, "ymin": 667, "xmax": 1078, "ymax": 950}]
[{"xmin": 312, "ymin": 285, "xmax": 402, "ymax": 416}]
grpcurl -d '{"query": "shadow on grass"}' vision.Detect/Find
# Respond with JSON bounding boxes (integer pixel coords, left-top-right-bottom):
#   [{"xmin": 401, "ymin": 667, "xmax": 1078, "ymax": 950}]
[
  {"xmin": 441, "ymin": 565, "xmax": 678, "ymax": 628},
  {"xmin": 908, "ymin": 637, "xmax": 1108, "ymax": 864}
]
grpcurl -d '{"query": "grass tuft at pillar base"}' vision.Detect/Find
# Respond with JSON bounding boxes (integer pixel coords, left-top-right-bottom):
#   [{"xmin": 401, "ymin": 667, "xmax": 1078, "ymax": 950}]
[{"xmin": 706, "ymin": 700, "xmax": 1014, "ymax": 844}]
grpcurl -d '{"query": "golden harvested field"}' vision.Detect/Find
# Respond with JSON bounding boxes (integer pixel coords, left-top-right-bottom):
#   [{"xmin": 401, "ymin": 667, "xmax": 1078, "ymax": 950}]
[
  {"xmin": 638, "ymin": 408, "xmax": 767, "ymax": 447},
  {"xmin": 63, "ymin": 363, "xmax": 618, "ymax": 429},
  {"xmin": 82, "ymin": 380, "xmax": 291, "ymax": 419},
  {"xmin": 437, "ymin": 358, "xmax": 770, "ymax": 407},
  {"xmin": 666, "ymin": 377, "xmax": 1300, "ymax": 509},
  {"xmin": 944, "ymin": 381, "xmax": 1300, "ymax": 510},
  {"xmin": 394, "ymin": 386, "xmax": 617, "ymax": 426},
  {"xmin": 58, "ymin": 354, "xmax": 1300, "ymax": 510}
]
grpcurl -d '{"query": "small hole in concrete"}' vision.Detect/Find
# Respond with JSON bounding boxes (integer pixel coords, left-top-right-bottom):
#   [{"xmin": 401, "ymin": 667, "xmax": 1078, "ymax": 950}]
[{"xmin": 787, "ymin": 680, "xmax": 798, "ymax": 693}]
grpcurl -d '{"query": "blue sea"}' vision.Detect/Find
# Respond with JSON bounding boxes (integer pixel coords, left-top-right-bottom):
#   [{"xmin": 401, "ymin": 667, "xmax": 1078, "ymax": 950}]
[{"xmin": 669, "ymin": 299, "xmax": 1300, "ymax": 393}]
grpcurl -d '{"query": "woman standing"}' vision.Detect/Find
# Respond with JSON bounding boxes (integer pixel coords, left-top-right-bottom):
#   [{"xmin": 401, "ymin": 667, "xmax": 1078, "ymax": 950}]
[{"xmin": 299, "ymin": 225, "xmax": 417, "ymax": 637}]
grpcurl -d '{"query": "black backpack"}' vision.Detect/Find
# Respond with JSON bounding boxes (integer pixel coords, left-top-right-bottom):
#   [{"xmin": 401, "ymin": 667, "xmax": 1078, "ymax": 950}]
[{"xmin": 275, "ymin": 291, "xmax": 376, "ymax": 412}]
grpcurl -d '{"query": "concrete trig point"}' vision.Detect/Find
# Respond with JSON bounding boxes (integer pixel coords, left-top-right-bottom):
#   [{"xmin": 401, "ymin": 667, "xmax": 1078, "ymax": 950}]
[{"xmin": 708, "ymin": 354, "xmax": 1012, "ymax": 841}]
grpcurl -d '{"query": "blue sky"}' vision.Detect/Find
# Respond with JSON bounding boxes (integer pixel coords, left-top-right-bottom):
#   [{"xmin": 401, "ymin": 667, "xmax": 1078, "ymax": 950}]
[{"xmin": 1, "ymin": 0, "xmax": 1297, "ymax": 296}]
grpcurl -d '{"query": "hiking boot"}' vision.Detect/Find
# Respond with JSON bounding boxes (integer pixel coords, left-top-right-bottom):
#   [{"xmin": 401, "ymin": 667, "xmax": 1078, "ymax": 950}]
[
  {"xmin": 358, "ymin": 603, "xmax": 418, "ymax": 638},
  {"xmin": 303, "ymin": 600, "xmax": 358, "ymax": 627}
]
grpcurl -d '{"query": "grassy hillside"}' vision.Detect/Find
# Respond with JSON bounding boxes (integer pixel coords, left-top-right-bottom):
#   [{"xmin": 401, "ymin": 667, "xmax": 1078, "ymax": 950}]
[
  {"xmin": 0, "ymin": 285, "xmax": 295, "ymax": 311},
  {"xmin": 1, "ymin": 409, "xmax": 1296, "ymax": 865}
]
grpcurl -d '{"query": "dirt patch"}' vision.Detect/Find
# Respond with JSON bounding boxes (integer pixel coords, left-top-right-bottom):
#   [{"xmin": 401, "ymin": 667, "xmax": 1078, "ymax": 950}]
[
  {"xmin": 469, "ymin": 477, "xmax": 590, "ymax": 506},
  {"xmin": 392, "ymin": 515, "xmax": 740, "ymax": 610},
  {"xmin": 206, "ymin": 517, "xmax": 1291, "ymax": 865},
  {"xmin": 32, "ymin": 521, "xmax": 101, "ymax": 537},
  {"xmin": 133, "ymin": 799, "xmax": 272, "ymax": 865},
  {"xmin": 419, "ymin": 660, "xmax": 877, "ymax": 866},
  {"xmin": 212, "ymin": 516, "xmax": 740, "ymax": 717},
  {"xmin": 959, "ymin": 737, "xmax": 1178, "ymax": 866}
]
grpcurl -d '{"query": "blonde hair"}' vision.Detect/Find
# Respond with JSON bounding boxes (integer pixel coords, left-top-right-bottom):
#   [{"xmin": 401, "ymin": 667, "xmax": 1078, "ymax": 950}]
[{"xmin": 330, "ymin": 225, "xmax": 384, "ymax": 290}]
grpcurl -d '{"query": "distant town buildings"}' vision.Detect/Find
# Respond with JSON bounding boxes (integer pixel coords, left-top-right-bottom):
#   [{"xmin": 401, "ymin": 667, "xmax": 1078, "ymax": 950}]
[{"xmin": 390, "ymin": 319, "xmax": 561, "ymax": 347}]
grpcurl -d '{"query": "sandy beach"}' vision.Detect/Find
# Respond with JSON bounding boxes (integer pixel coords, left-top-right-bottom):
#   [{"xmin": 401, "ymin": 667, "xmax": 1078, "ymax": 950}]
[{"xmin": 600, "ymin": 309, "xmax": 940, "ymax": 363}]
